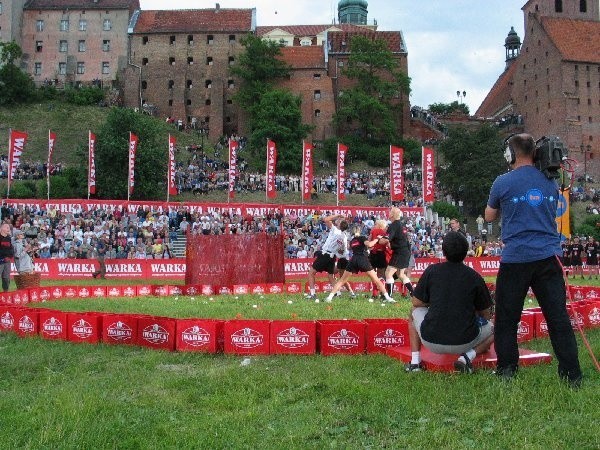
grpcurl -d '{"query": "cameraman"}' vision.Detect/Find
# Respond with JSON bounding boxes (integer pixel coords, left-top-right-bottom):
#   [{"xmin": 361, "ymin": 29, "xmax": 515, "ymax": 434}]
[{"xmin": 485, "ymin": 133, "xmax": 582, "ymax": 387}]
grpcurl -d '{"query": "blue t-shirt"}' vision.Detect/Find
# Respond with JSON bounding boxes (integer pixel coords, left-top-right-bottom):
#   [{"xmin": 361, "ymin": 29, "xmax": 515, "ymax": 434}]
[{"xmin": 487, "ymin": 165, "xmax": 561, "ymax": 263}]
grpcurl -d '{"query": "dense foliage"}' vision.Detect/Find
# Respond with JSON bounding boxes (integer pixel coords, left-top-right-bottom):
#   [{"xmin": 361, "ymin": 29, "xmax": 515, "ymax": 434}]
[
  {"xmin": 428, "ymin": 101, "xmax": 470, "ymax": 116},
  {"xmin": 0, "ymin": 41, "xmax": 37, "ymax": 105}
]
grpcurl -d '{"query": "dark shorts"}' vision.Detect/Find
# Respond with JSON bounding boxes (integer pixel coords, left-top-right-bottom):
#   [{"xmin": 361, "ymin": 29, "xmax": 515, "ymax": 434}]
[
  {"xmin": 571, "ymin": 258, "xmax": 583, "ymax": 267},
  {"xmin": 337, "ymin": 257, "xmax": 348, "ymax": 271},
  {"xmin": 369, "ymin": 252, "xmax": 387, "ymax": 269},
  {"xmin": 346, "ymin": 255, "xmax": 373, "ymax": 274},
  {"xmin": 389, "ymin": 249, "xmax": 410, "ymax": 269},
  {"xmin": 312, "ymin": 253, "xmax": 336, "ymax": 274}
]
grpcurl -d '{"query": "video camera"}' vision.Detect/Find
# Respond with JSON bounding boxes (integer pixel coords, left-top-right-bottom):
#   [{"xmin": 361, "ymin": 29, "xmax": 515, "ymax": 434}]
[{"xmin": 534, "ymin": 136, "xmax": 567, "ymax": 179}]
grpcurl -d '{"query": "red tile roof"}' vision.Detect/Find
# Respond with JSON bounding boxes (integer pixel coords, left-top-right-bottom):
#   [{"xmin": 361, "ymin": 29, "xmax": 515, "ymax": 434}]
[
  {"xmin": 475, "ymin": 61, "xmax": 517, "ymax": 118},
  {"xmin": 24, "ymin": 0, "xmax": 138, "ymax": 9},
  {"xmin": 278, "ymin": 46, "xmax": 325, "ymax": 69},
  {"xmin": 133, "ymin": 9, "xmax": 254, "ymax": 34},
  {"xmin": 256, "ymin": 24, "xmax": 365, "ymax": 37},
  {"xmin": 542, "ymin": 17, "xmax": 600, "ymax": 64},
  {"xmin": 327, "ymin": 30, "xmax": 405, "ymax": 53}
]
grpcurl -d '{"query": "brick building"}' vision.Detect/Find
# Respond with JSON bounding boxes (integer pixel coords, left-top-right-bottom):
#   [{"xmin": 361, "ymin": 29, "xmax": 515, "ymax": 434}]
[
  {"xmin": 0, "ymin": 0, "xmax": 28, "ymax": 45},
  {"xmin": 18, "ymin": 0, "xmax": 138, "ymax": 87},
  {"xmin": 476, "ymin": 0, "xmax": 599, "ymax": 176}
]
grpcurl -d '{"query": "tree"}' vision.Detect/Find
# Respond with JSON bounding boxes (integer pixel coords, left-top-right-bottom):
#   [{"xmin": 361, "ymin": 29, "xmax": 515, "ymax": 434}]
[
  {"xmin": 232, "ymin": 34, "xmax": 311, "ymax": 173},
  {"xmin": 0, "ymin": 41, "xmax": 36, "ymax": 105},
  {"xmin": 334, "ymin": 35, "xmax": 411, "ymax": 142},
  {"xmin": 94, "ymin": 108, "xmax": 168, "ymax": 200},
  {"xmin": 428, "ymin": 101, "xmax": 470, "ymax": 116},
  {"xmin": 437, "ymin": 124, "xmax": 505, "ymax": 214}
]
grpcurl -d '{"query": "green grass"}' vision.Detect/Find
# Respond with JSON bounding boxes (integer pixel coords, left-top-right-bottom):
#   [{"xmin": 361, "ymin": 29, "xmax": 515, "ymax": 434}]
[{"xmin": 1, "ymin": 288, "xmax": 599, "ymax": 448}]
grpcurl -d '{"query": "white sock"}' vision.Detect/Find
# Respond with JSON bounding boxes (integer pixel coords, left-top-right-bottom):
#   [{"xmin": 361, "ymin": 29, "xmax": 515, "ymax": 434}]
[
  {"xmin": 411, "ymin": 351, "xmax": 421, "ymax": 364},
  {"xmin": 326, "ymin": 294, "xmax": 334, "ymax": 301},
  {"xmin": 465, "ymin": 349, "xmax": 476, "ymax": 361},
  {"xmin": 310, "ymin": 288, "xmax": 315, "ymax": 295}
]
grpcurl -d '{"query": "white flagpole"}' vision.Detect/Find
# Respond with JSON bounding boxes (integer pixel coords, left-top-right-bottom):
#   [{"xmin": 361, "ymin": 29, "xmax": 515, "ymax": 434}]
[
  {"xmin": 7, "ymin": 128, "xmax": 11, "ymax": 199},
  {"xmin": 47, "ymin": 129, "xmax": 51, "ymax": 200}
]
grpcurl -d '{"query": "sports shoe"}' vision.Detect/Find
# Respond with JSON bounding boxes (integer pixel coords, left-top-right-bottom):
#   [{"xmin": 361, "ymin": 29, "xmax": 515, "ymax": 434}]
[
  {"xmin": 350, "ymin": 293, "xmax": 357, "ymax": 299},
  {"xmin": 383, "ymin": 297, "xmax": 396, "ymax": 303},
  {"xmin": 305, "ymin": 294, "xmax": 317, "ymax": 301},
  {"xmin": 405, "ymin": 362, "xmax": 425, "ymax": 372},
  {"xmin": 454, "ymin": 353, "xmax": 474, "ymax": 374},
  {"xmin": 492, "ymin": 365, "xmax": 518, "ymax": 380},
  {"xmin": 324, "ymin": 297, "xmax": 333, "ymax": 303}
]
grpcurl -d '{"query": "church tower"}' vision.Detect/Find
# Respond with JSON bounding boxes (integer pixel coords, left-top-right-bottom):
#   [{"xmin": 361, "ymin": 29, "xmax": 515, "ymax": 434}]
[
  {"xmin": 338, "ymin": 0, "xmax": 368, "ymax": 25},
  {"xmin": 504, "ymin": 26, "xmax": 521, "ymax": 69}
]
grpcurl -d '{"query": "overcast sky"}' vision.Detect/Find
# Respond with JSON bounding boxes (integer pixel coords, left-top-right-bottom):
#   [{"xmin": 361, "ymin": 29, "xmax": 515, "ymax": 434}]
[{"xmin": 139, "ymin": 0, "xmax": 526, "ymax": 114}]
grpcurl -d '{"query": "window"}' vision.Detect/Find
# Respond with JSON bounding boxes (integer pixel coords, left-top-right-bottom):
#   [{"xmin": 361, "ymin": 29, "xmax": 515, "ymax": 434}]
[
  {"xmin": 58, "ymin": 62, "xmax": 66, "ymax": 75},
  {"xmin": 142, "ymin": 36, "xmax": 148, "ymax": 45},
  {"xmin": 587, "ymin": 81, "xmax": 591, "ymax": 87},
  {"xmin": 0, "ymin": 3, "xmax": 2, "ymax": 14},
  {"xmin": 170, "ymin": 35, "xmax": 175, "ymax": 45},
  {"xmin": 187, "ymin": 57, "xmax": 194, "ymax": 65},
  {"xmin": 78, "ymin": 40, "xmax": 86, "ymax": 52},
  {"xmin": 186, "ymin": 99, "xmax": 192, "ymax": 105},
  {"xmin": 79, "ymin": 19, "xmax": 87, "ymax": 31},
  {"xmin": 205, "ymin": 99, "xmax": 211, "ymax": 105},
  {"xmin": 555, "ymin": 0, "xmax": 563, "ymax": 12},
  {"xmin": 36, "ymin": 20, "xmax": 44, "ymax": 32},
  {"xmin": 226, "ymin": 117, "xmax": 231, "ymax": 123},
  {"xmin": 314, "ymin": 90, "xmax": 321, "ymax": 99},
  {"xmin": 168, "ymin": 100, "xmax": 173, "ymax": 106},
  {"xmin": 338, "ymin": 60, "xmax": 344, "ymax": 67},
  {"xmin": 207, "ymin": 35, "xmax": 213, "ymax": 45},
  {"xmin": 226, "ymin": 99, "xmax": 232, "ymax": 105},
  {"xmin": 575, "ymin": 80, "xmax": 579, "ymax": 87},
  {"xmin": 314, "ymin": 109, "xmax": 321, "ymax": 117},
  {"xmin": 206, "ymin": 57, "xmax": 213, "ymax": 65},
  {"xmin": 76, "ymin": 62, "xmax": 85, "ymax": 74},
  {"xmin": 36, "ymin": 41, "xmax": 43, "ymax": 52},
  {"xmin": 205, "ymin": 80, "xmax": 212, "ymax": 88},
  {"xmin": 60, "ymin": 20, "xmax": 69, "ymax": 31},
  {"xmin": 580, "ymin": 0, "xmax": 587, "ymax": 12},
  {"xmin": 168, "ymin": 80, "xmax": 174, "ymax": 89},
  {"xmin": 301, "ymin": 39, "xmax": 311, "ymax": 46},
  {"xmin": 103, "ymin": 40, "xmax": 110, "ymax": 51},
  {"xmin": 34, "ymin": 62, "xmax": 42, "ymax": 75},
  {"xmin": 142, "ymin": 57, "xmax": 148, "ymax": 66},
  {"xmin": 313, "ymin": 73, "xmax": 321, "ymax": 80},
  {"xmin": 102, "ymin": 62, "xmax": 110, "ymax": 74},
  {"xmin": 228, "ymin": 57, "xmax": 235, "ymax": 66},
  {"xmin": 103, "ymin": 19, "xmax": 111, "ymax": 31},
  {"xmin": 187, "ymin": 35, "xmax": 193, "ymax": 45},
  {"xmin": 141, "ymin": 81, "xmax": 147, "ymax": 89},
  {"xmin": 169, "ymin": 57, "xmax": 175, "ymax": 65},
  {"xmin": 228, "ymin": 80, "xmax": 234, "ymax": 89},
  {"xmin": 229, "ymin": 34, "xmax": 235, "ymax": 43},
  {"xmin": 187, "ymin": 80, "xmax": 192, "ymax": 89}
]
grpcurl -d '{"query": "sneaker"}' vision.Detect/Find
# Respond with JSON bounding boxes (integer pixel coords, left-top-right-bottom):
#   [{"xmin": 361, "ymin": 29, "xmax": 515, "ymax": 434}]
[
  {"xmin": 383, "ymin": 297, "xmax": 397, "ymax": 303},
  {"xmin": 350, "ymin": 293, "xmax": 357, "ymax": 299},
  {"xmin": 454, "ymin": 353, "xmax": 474, "ymax": 374},
  {"xmin": 324, "ymin": 297, "xmax": 333, "ymax": 303},
  {"xmin": 305, "ymin": 294, "xmax": 317, "ymax": 300},
  {"xmin": 492, "ymin": 365, "xmax": 518, "ymax": 380},
  {"xmin": 335, "ymin": 292, "xmax": 342, "ymax": 297},
  {"xmin": 405, "ymin": 362, "xmax": 425, "ymax": 372}
]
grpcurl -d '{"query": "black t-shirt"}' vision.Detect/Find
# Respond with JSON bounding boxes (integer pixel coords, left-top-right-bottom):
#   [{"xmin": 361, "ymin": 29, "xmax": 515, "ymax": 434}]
[
  {"xmin": 570, "ymin": 243, "xmax": 584, "ymax": 261},
  {"xmin": 387, "ymin": 220, "xmax": 408, "ymax": 251},
  {"xmin": 413, "ymin": 261, "xmax": 493, "ymax": 345},
  {"xmin": 586, "ymin": 242, "xmax": 598, "ymax": 263},
  {"xmin": 349, "ymin": 235, "xmax": 368, "ymax": 257}
]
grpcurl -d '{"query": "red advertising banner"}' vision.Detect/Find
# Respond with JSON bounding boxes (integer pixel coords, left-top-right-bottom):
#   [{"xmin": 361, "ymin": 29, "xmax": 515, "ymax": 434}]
[
  {"xmin": 128, "ymin": 132, "xmax": 138, "ymax": 196},
  {"xmin": 47, "ymin": 130, "xmax": 56, "ymax": 178},
  {"xmin": 422, "ymin": 146, "xmax": 435, "ymax": 203},
  {"xmin": 390, "ymin": 145, "xmax": 404, "ymax": 202},
  {"xmin": 8, "ymin": 129, "xmax": 28, "ymax": 189},
  {"xmin": 266, "ymin": 139, "xmax": 277, "ymax": 199},
  {"xmin": 168, "ymin": 135, "xmax": 177, "ymax": 196},
  {"xmin": 337, "ymin": 143, "xmax": 347, "ymax": 202},
  {"xmin": 228, "ymin": 139, "xmax": 238, "ymax": 200},
  {"xmin": 302, "ymin": 141, "xmax": 313, "ymax": 200},
  {"xmin": 88, "ymin": 131, "xmax": 96, "ymax": 195}
]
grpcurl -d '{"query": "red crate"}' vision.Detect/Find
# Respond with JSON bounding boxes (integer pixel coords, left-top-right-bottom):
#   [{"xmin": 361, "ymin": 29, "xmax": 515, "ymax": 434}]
[
  {"xmin": 350, "ymin": 281, "xmax": 371, "ymax": 293},
  {"xmin": 39, "ymin": 310, "xmax": 68, "ymax": 340},
  {"xmin": 151, "ymin": 285, "xmax": 169, "ymax": 297},
  {"xmin": 50, "ymin": 286, "xmax": 65, "ymax": 300},
  {"xmin": 137, "ymin": 316, "xmax": 176, "ymax": 351},
  {"xmin": 270, "ymin": 320, "xmax": 316, "ymax": 355},
  {"xmin": 201, "ymin": 285, "xmax": 214, "ymax": 296},
  {"xmin": 28, "ymin": 288, "xmax": 41, "ymax": 303},
  {"xmin": 14, "ymin": 308, "xmax": 38, "ymax": 336},
  {"xmin": 102, "ymin": 313, "xmax": 138, "ymax": 345},
  {"xmin": 248, "ymin": 284, "xmax": 267, "ymax": 295},
  {"xmin": 284, "ymin": 282, "xmax": 302, "ymax": 295},
  {"xmin": 567, "ymin": 303, "xmax": 586, "ymax": 330},
  {"xmin": 582, "ymin": 301, "xmax": 600, "ymax": 328},
  {"xmin": 365, "ymin": 318, "xmax": 409, "ymax": 354},
  {"xmin": 67, "ymin": 312, "xmax": 102, "ymax": 344},
  {"xmin": 233, "ymin": 284, "xmax": 249, "ymax": 295},
  {"xmin": 317, "ymin": 320, "xmax": 366, "ymax": 355},
  {"xmin": 39, "ymin": 288, "xmax": 52, "ymax": 302},
  {"xmin": 0, "ymin": 305, "xmax": 19, "ymax": 332},
  {"xmin": 137, "ymin": 285, "xmax": 153, "ymax": 297},
  {"xmin": 168, "ymin": 285, "xmax": 183, "ymax": 296},
  {"xmin": 92, "ymin": 286, "xmax": 107, "ymax": 298},
  {"xmin": 267, "ymin": 283, "xmax": 284, "ymax": 295},
  {"xmin": 122, "ymin": 286, "xmax": 137, "ymax": 298},
  {"xmin": 517, "ymin": 312, "xmax": 535, "ymax": 342},
  {"xmin": 106, "ymin": 286, "xmax": 123, "ymax": 297},
  {"xmin": 76, "ymin": 286, "xmax": 92, "ymax": 298},
  {"xmin": 217, "ymin": 286, "xmax": 232, "ymax": 295},
  {"xmin": 175, "ymin": 318, "xmax": 224, "ymax": 353},
  {"xmin": 11, "ymin": 291, "xmax": 26, "ymax": 305},
  {"xmin": 183, "ymin": 285, "xmax": 201, "ymax": 296},
  {"xmin": 224, "ymin": 320, "xmax": 270, "ymax": 355},
  {"xmin": 63, "ymin": 286, "xmax": 78, "ymax": 299}
]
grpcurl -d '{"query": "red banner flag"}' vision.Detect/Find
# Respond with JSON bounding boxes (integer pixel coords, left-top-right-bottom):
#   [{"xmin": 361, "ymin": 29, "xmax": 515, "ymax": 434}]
[
  {"xmin": 337, "ymin": 143, "xmax": 347, "ymax": 202},
  {"xmin": 422, "ymin": 146, "xmax": 435, "ymax": 203},
  {"xmin": 8, "ymin": 130, "xmax": 27, "ymax": 189},
  {"xmin": 128, "ymin": 132, "xmax": 138, "ymax": 196},
  {"xmin": 228, "ymin": 139, "xmax": 238, "ymax": 200},
  {"xmin": 302, "ymin": 141, "xmax": 313, "ymax": 200},
  {"xmin": 266, "ymin": 139, "xmax": 277, "ymax": 199},
  {"xmin": 88, "ymin": 131, "xmax": 96, "ymax": 195},
  {"xmin": 168, "ymin": 135, "xmax": 177, "ymax": 196},
  {"xmin": 47, "ymin": 130, "xmax": 56, "ymax": 178},
  {"xmin": 390, "ymin": 145, "xmax": 404, "ymax": 202}
]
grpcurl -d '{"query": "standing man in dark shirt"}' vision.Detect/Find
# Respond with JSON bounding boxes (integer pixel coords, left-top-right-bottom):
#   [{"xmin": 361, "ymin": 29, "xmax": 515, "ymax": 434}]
[
  {"xmin": 405, "ymin": 231, "xmax": 494, "ymax": 373},
  {"xmin": 0, "ymin": 223, "xmax": 15, "ymax": 291},
  {"xmin": 380, "ymin": 207, "xmax": 413, "ymax": 300},
  {"xmin": 569, "ymin": 236, "xmax": 584, "ymax": 279},
  {"xmin": 92, "ymin": 234, "xmax": 108, "ymax": 279},
  {"xmin": 584, "ymin": 236, "xmax": 598, "ymax": 279}
]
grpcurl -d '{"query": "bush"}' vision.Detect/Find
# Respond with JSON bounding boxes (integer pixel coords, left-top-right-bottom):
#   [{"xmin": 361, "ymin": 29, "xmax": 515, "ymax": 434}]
[
  {"xmin": 431, "ymin": 201, "xmax": 461, "ymax": 222},
  {"xmin": 8, "ymin": 181, "xmax": 36, "ymax": 198},
  {"xmin": 64, "ymin": 86, "xmax": 105, "ymax": 106}
]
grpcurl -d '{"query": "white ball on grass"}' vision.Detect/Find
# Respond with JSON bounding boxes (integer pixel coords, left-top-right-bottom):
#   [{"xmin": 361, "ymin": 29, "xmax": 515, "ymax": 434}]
[
  {"xmin": 252, "ymin": 304, "xmax": 258, "ymax": 308},
  {"xmin": 287, "ymin": 300, "xmax": 293, "ymax": 304},
  {"xmin": 315, "ymin": 299, "xmax": 320, "ymax": 303}
]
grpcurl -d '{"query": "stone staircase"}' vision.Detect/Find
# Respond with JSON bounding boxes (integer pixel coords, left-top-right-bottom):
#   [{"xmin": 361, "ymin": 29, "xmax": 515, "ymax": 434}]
[{"xmin": 169, "ymin": 230, "xmax": 187, "ymax": 257}]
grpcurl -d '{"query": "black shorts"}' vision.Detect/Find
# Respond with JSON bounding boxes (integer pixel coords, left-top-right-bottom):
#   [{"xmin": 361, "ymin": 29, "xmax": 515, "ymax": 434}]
[
  {"xmin": 369, "ymin": 252, "xmax": 387, "ymax": 269},
  {"xmin": 346, "ymin": 255, "xmax": 373, "ymax": 274},
  {"xmin": 389, "ymin": 249, "xmax": 410, "ymax": 269},
  {"xmin": 312, "ymin": 253, "xmax": 336, "ymax": 274},
  {"xmin": 337, "ymin": 257, "xmax": 348, "ymax": 271},
  {"xmin": 571, "ymin": 258, "xmax": 583, "ymax": 267}
]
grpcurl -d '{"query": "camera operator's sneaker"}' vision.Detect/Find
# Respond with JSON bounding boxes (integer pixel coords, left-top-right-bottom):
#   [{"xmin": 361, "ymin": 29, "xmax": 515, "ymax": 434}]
[
  {"xmin": 454, "ymin": 353, "xmax": 474, "ymax": 374},
  {"xmin": 404, "ymin": 362, "xmax": 425, "ymax": 372}
]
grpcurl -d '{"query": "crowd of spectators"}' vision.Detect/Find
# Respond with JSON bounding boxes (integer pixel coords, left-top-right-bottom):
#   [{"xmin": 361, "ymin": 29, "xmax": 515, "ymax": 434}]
[{"xmin": 0, "ymin": 157, "xmax": 63, "ymax": 180}]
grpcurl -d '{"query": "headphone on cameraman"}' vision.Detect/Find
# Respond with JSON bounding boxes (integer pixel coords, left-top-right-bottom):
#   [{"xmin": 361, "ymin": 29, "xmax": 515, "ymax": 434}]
[{"xmin": 503, "ymin": 134, "xmax": 537, "ymax": 165}]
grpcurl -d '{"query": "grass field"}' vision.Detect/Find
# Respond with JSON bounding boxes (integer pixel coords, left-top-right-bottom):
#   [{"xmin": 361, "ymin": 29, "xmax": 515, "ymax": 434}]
[{"xmin": 0, "ymin": 282, "xmax": 599, "ymax": 449}]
